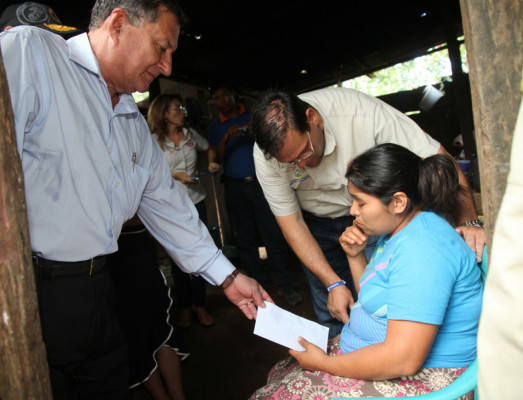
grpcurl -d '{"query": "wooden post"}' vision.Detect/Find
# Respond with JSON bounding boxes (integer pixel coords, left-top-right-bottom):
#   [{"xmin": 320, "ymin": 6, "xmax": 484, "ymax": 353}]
[
  {"xmin": 441, "ymin": 0, "xmax": 477, "ymax": 160},
  {"xmin": 459, "ymin": 0, "xmax": 523, "ymax": 249},
  {"xmin": 0, "ymin": 51, "xmax": 52, "ymax": 398}
]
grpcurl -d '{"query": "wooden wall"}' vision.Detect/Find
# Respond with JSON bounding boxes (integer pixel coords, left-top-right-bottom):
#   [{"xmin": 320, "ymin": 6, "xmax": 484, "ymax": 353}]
[{"xmin": 460, "ymin": 0, "xmax": 523, "ymax": 249}]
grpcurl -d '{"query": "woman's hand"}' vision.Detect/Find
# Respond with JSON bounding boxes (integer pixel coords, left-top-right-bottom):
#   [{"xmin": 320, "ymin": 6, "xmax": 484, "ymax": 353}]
[
  {"xmin": 339, "ymin": 222, "xmax": 368, "ymax": 258},
  {"xmin": 288, "ymin": 321, "xmax": 439, "ymax": 379},
  {"xmin": 289, "ymin": 337, "xmax": 329, "ymax": 372},
  {"xmin": 171, "ymin": 171, "xmax": 197, "ymax": 184}
]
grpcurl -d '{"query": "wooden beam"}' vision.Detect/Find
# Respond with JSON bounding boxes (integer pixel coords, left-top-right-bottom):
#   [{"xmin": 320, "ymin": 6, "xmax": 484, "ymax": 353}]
[
  {"xmin": 0, "ymin": 50, "xmax": 52, "ymax": 399},
  {"xmin": 459, "ymin": 0, "xmax": 523, "ymax": 249},
  {"xmin": 441, "ymin": 0, "xmax": 477, "ymax": 160}
]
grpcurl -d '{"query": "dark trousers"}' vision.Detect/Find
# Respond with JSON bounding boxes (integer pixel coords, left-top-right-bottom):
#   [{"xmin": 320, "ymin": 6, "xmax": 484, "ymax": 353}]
[
  {"xmin": 301, "ymin": 211, "xmax": 377, "ymax": 338},
  {"xmin": 171, "ymin": 200, "xmax": 208, "ymax": 307},
  {"xmin": 33, "ymin": 258, "xmax": 129, "ymax": 400},
  {"xmin": 223, "ymin": 177, "xmax": 291, "ymax": 289}
]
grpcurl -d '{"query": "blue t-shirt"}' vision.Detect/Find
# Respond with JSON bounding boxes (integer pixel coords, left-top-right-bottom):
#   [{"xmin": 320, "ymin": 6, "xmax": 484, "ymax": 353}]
[
  {"xmin": 340, "ymin": 211, "xmax": 483, "ymax": 368},
  {"xmin": 207, "ymin": 105, "xmax": 256, "ymax": 178}
]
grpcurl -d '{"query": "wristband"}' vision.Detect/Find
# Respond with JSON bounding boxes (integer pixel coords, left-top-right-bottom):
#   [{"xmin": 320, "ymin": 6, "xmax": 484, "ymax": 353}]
[
  {"xmin": 220, "ymin": 269, "xmax": 239, "ymax": 289},
  {"xmin": 327, "ymin": 280, "xmax": 346, "ymax": 292}
]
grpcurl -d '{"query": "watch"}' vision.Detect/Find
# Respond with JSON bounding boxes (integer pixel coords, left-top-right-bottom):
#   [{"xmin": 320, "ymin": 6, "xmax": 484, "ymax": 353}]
[
  {"xmin": 220, "ymin": 269, "xmax": 239, "ymax": 289},
  {"xmin": 460, "ymin": 219, "xmax": 485, "ymax": 229}
]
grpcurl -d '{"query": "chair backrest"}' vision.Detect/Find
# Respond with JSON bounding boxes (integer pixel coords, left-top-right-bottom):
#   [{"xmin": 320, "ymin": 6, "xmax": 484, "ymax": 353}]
[{"xmin": 480, "ymin": 245, "xmax": 488, "ymax": 282}]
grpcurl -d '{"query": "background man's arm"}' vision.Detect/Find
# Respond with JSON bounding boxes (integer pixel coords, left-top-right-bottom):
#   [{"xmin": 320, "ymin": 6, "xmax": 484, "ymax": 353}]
[
  {"xmin": 213, "ymin": 125, "xmax": 243, "ymax": 163},
  {"xmin": 437, "ymin": 145, "xmax": 486, "ymax": 260}
]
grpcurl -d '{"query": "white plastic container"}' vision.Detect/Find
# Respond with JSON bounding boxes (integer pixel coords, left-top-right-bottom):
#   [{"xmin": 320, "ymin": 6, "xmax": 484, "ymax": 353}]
[{"xmin": 419, "ymin": 85, "xmax": 444, "ymax": 111}]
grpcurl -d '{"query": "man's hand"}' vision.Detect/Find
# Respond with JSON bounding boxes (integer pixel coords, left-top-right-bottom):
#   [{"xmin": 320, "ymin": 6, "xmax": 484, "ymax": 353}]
[
  {"xmin": 289, "ymin": 337, "xmax": 329, "ymax": 372},
  {"xmin": 327, "ymin": 285, "xmax": 352, "ymax": 324},
  {"xmin": 455, "ymin": 225, "xmax": 487, "ymax": 262},
  {"xmin": 224, "ymin": 124, "xmax": 250, "ymax": 141},
  {"xmin": 223, "ymin": 273, "xmax": 274, "ymax": 319}
]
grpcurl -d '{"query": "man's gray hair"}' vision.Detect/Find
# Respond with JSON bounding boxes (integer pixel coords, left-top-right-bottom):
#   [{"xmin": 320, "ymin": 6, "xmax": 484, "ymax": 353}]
[{"xmin": 89, "ymin": 0, "xmax": 187, "ymax": 30}]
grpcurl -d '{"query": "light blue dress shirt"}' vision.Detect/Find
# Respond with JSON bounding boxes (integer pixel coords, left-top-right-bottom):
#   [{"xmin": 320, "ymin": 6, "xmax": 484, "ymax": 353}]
[{"xmin": 0, "ymin": 27, "xmax": 233, "ymax": 285}]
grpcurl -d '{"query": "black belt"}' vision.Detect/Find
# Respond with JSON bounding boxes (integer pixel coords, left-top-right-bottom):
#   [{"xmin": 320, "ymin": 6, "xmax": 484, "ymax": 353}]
[
  {"xmin": 121, "ymin": 224, "xmax": 147, "ymax": 234},
  {"xmin": 222, "ymin": 175, "xmax": 257, "ymax": 183},
  {"xmin": 32, "ymin": 254, "xmax": 106, "ymax": 278},
  {"xmin": 301, "ymin": 210, "xmax": 354, "ymax": 221}
]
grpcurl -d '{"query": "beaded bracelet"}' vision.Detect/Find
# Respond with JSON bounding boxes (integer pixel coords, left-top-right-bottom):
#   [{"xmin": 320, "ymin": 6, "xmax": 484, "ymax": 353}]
[{"xmin": 327, "ymin": 280, "xmax": 346, "ymax": 292}]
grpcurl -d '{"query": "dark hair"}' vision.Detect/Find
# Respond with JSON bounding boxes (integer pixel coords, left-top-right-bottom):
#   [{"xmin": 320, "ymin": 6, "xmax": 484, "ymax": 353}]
[
  {"xmin": 251, "ymin": 90, "xmax": 310, "ymax": 159},
  {"xmin": 147, "ymin": 93, "xmax": 183, "ymax": 149},
  {"xmin": 346, "ymin": 143, "xmax": 464, "ymax": 216},
  {"xmin": 89, "ymin": 0, "xmax": 188, "ymax": 30},
  {"xmin": 209, "ymin": 83, "xmax": 234, "ymax": 96}
]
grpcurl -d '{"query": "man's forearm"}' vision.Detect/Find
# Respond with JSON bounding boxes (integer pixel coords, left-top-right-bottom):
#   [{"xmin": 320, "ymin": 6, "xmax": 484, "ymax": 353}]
[
  {"xmin": 276, "ymin": 212, "xmax": 341, "ymax": 286},
  {"xmin": 214, "ymin": 138, "xmax": 227, "ymax": 163},
  {"xmin": 437, "ymin": 145, "xmax": 478, "ymax": 224},
  {"xmin": 456, "ymin": 171, "xmax": 478, "ymax": 224}
]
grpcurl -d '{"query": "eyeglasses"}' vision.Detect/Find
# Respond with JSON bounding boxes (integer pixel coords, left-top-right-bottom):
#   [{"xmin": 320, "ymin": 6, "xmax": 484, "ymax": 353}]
[
  {"xmin": 167, "ymin": 105, "xmax": 186, "ymax": 112},
  {"xmin": 292, "ymin": 131, "xmax": 314, "ymax": 165},
  {"xmin": 276, "ymin": 131, "xmax": 315, "ymax": 168}
]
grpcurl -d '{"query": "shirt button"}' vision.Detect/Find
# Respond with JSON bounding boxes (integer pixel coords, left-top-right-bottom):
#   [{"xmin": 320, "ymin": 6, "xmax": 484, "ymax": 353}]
[
  {"xmin": 115, "ymin": 182, "xmax": 120, "ymax": 188},
  {"xmin": 108, "ymin": 148, "xmax": 112, "ymax": 153}
]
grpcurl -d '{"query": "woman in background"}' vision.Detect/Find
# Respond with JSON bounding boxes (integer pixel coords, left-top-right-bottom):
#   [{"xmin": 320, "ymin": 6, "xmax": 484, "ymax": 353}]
[
  {"xmin": 148, "ymin": 93, "xmax": 220, "ymax": 328},
  {"xmin": 108, "ymin": 215, "xmax": 189, "ymax": 400}
]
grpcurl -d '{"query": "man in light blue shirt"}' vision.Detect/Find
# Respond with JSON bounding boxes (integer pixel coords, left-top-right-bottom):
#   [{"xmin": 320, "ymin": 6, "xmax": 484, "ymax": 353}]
[{"xmin": 0, "ymin": 0, "xmax": 271, "ymax": 398}]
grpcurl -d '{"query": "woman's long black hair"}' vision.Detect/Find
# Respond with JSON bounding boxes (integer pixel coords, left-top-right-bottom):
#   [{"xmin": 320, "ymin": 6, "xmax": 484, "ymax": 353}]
[{"xmin": 346, "ymin": 143, "xmax": 465, "ymax": 216}]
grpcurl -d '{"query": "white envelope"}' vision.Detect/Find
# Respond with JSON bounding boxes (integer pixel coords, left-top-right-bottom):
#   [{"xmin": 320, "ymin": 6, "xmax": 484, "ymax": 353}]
[{"xmin": 254, "ymin": 301, "xmax": 329, "ymax": 352}]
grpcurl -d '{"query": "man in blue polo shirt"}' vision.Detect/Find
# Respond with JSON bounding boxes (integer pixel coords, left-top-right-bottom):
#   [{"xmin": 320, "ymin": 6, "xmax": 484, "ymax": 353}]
[{"xmin": 208, "ymin": 85, "xmax": 302, "ymax": 306}]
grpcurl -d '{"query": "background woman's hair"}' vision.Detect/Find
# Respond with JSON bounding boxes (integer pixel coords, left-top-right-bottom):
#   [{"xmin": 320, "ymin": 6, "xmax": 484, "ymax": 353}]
[
  {"xmin": 346, "ymin": 143, "xmax": 464, "ymax": 216},
  {"xmin": 147, "ymin": 93, "xmax": 183, "ymax": 149}
]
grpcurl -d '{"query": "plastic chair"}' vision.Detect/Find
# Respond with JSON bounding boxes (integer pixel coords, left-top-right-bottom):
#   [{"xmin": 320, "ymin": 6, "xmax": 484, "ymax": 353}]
[{"xmin": 331, "ymin": 246, "xmax": 488, "ymax": 400}]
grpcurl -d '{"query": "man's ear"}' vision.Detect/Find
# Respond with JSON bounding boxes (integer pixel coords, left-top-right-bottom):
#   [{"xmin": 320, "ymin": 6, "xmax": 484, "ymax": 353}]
[
  {"xmin": 391, "ymin": 192, "xmax": 409, "ymax": 214},
  {"xmin": 106, "ymin": 8, "xmax": 127, "ymax": 44},
  {"xmin": 305, "ymin": 107, "xmax": 319, "ymax": 125}
]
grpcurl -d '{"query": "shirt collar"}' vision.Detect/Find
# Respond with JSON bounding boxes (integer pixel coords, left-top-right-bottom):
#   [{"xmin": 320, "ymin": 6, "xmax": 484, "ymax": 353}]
[
  {"xmin": 321, "ymin": 113, "xmax": 336, "ymax": 157},
  {"xmin": 165, "ymin": 127, "xmax": 190, "ymax": 147},
  {"xmin": 219, "ymin": 103, "xmax": 246, "ymax": 123},
  {"xmin": 67, "ymin": 33, "xmax": 137, "ymax": 114},
  {"xmin": 67, "ymin": 33, "xmax": 100, "ymax": 77}
]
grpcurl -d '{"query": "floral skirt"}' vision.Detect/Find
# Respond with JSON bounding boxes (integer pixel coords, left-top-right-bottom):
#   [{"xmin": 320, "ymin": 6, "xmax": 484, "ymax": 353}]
[{"xmin": 249, "ymin": 336, "xmax": 473, "ymax": 399}]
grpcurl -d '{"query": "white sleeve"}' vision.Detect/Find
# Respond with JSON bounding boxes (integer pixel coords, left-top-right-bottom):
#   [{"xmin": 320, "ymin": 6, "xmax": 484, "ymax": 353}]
[
  {"xmin": 189, "ymin": 128, "xmax": 209, "ymax": 151},
  {"xmin": 0, "ymin": 29, "xmax": 48, "ymax": 158},
  {"xmin": 373, "ymin": 100, "xmax": 441, "ymax": 157},
  {"xmin": 253, "ymin": 144, "xmax": 300, "ymax": 217}
]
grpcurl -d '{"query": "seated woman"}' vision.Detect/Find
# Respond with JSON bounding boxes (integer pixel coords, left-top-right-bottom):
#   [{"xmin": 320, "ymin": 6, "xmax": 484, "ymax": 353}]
[{"xmin": 250, "ymin": 143, "xmax": 483, "ymax": 399}]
